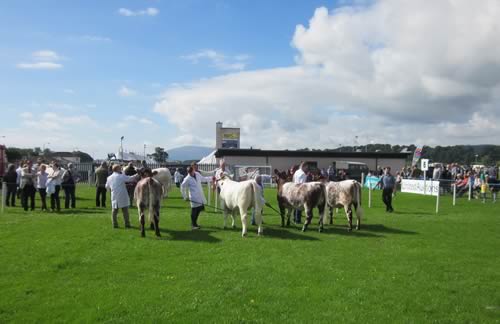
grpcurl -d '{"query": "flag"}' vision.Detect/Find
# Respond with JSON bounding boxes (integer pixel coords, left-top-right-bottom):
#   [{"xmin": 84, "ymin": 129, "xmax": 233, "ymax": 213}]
[{"xmin": 412, "ymin": 146, "xmax": 423, "ymax": 166}]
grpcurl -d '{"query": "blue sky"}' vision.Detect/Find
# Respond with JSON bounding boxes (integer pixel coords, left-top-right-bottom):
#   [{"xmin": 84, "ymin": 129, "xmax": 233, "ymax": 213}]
[{"xmin": 1, "ymin": 0, "xmax": 499, "ymax": 158}]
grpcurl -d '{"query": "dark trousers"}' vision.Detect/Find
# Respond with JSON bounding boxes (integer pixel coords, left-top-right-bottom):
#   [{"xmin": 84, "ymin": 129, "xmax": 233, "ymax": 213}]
[
  {"xmin": 22, "ymin": 185, "xmax": 36, "ymax": 211},
  {"xmin": 39, "ymin": 188, "xmax": 47, "ymax": 210},
  {"xmin": 6, "ymin": 184, "xmax": 17, "ymax": 206},
  {"xmin": 294, "ymin": 209, "xmax": 302, "ymax": 223},
  {"xmin": 382, "ymin": 188, "xmax": 394, "ymax": 211},
  {"xmin": 191, "ymin": 206, "xmax": 203, "ymax": 226},
  {"xmin": 64, "ymin": 185, "xmax": 76, "ymax": 209},
  {"xmin": 96, "ymin": 186, "xmax": 107, "ymax": 207},
  {"xmin": 51, "ymin": 185, "xmax": 61, "ymax": 211}
]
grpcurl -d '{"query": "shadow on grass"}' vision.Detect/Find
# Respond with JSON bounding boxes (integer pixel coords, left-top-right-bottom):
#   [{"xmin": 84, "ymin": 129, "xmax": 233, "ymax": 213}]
[
  {"xmin": 263, "ymin": 226, "xmax": 320, "ymax": 241},
  {"xmin": 393, "ymin": 211, "xmax": 432, "ymax": 216},
  {"xmin": 361, "ymin": 223, "xmax": 418, "ymax": 235},
  {"xmin": 323, "ymin": 225, "xmax": 383, "ymax": 238},
  {"xmin": 158, "ymin": 228, "xmax": 221, "ymax": 243}
]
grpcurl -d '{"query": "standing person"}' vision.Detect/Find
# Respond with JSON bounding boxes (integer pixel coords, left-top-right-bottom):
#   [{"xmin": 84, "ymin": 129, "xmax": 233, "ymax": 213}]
[
  {"xmin": 105, "ymin": 164, "xmax": 135, "ymax": 228},
  {"xmin": 181, "ymin": 166, "xmax": 206, "ymax": 230},
  {"xmin": 16, "ymin": 161, "xmax": 23, "ymax": 200},
  {"xmin": 95, "ymin": 161, "xmax": 109, "ymax": 208},
  {"xmin": 62, "ymin": 163, "xmax": 78, "ymax": 209},
  {"xmin": 48, "ymin": 162, "xmax": 63, "ymax": 212},
  {"xmin": 327, "ymin": 165, "xmax": 335, "ymax": 181},
  {"xmin": 37, "ymin": 164, "xmax": 49, "ymax": 211},
  {"xmin": 174, "ymin": 168, "xmax": 183, "ymax": 188},
  {"xmin": 123, "ymin": 162, "xmax": 137, "ymax": 206},
  {"xmin": 20, "ymin": 162, "xmax": 36, "ymax": 211},
  {"xmin": 377, "ymin": 167, "xmax": 396, "ymax": 213},
  {"xmin": 3, "ymin": 164, "xmax": 18, "ymax": 207},
  {"xmin": 292, "ymin": 162, "xmax": 308, "ymax": 224}
]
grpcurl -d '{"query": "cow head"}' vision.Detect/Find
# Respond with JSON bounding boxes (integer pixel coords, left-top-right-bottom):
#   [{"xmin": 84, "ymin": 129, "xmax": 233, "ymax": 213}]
[{"xmin": 273, "ymin": 170, "xmax": 290, "ymax": 194}]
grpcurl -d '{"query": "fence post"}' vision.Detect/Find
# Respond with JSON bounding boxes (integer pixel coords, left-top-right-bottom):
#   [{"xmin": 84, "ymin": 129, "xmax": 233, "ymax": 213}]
[
  {"xmin": 207, "ymin": 181, "xmax": 211, "ymax": 206},
  {"xmin": 493, "ymin": 191, "xmax": 497, "ymax": 203},
  {"xmin": 368, "ymin": 183, "xmax": 372, "ymax": 208},
  {"xmin": 436, "ymin": 189, "xmax": 440, "ymax": 214},
  {"xmin": 361, "ymin": 172, "xmax": 365, "ymax": 187},
  {"xmin": 1, "ymin": 183, "xmax": 6, "ymax": 214},
  {"xmin": 87, "ymin": 170, "xmax": 92, "ymax": 186},
  {"xmin": 468, "ymin": 181, "xmax": 472, "ymax": 201},
  {"xmin": 215, "ymin": 189, "xmax": 218, "ymax": 212},
  {"xmin": 453, "ymin": 184, "xmax": 456, "ymax": 206}
]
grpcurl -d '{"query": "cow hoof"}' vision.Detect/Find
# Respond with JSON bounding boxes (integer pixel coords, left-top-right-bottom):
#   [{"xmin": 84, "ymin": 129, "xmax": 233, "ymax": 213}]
[
  {"xmin": 156, "ymin": 233, "xmax": 161, "ymax": 237},
  {"xmin": 356, "ymin": 226, "xmax": 360, "ymax": 231},
  {"xmin": 318, "ymin": 227, "xmax": 323, "ymax": 233},
  {"xmin": 232, "ymin": 226, "xmax": 236, "ymax": 229},
  {"xmin": 347, "ymin": 228, "xmax": 352, "ymax": 232},
  {"xmin": 141, "ymin": 232, "xmax": 146, "ymax": 238}
]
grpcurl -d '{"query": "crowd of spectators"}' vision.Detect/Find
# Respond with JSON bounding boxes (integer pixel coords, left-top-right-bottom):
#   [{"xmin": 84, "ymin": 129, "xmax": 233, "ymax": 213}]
[{"xmin": 2, "ymin": 158, "xmax": 80, "ymax": 211}]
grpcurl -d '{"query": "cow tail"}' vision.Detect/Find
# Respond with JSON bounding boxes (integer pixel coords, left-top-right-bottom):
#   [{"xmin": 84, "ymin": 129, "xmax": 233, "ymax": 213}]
[
  {"xmin": 321, "ymin": 183, "xmax": 328, "ymax": 224},
  {"xmin": 148, "ymin": 179, "xmax": 154, "ymax": 225},
  {"xmin": 355, "ymin": 181, "xmax": 364, "ymax": 220},
  {"xmin": 252, "ymin": 181, "xmax": 263, "ymax": 215}
]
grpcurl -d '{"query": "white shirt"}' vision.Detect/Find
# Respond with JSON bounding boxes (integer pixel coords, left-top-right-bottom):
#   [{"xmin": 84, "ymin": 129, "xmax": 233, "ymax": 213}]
[
  {"xmin": 174, "ymin": 171, "xmax": 183, "ymax": 183},
  {"xmin": 49, "ymin": 168, "xmax": 63, "ymax": 186},
  {"xmin": 37, "ymin": 171, "xmax": 48, "ymax": 189},
  {"xmin": 16, "ymin": 167, "xmax": 22, "ymax": 185},
  {"xmin": 293, "ymin": 169, "xmax": 307, "ymax": 184},
  {"xmin": 181, "ymin": 174, "xmax": 207, "ymax": 208},
  {"xmin": 105, "ymin": 172, "xmax": 135, "ymax": 209}
]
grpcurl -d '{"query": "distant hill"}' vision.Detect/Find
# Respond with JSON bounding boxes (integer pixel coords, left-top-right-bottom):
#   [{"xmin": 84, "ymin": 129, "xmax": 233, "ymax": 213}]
[{"xmin": 167, "ymin": 146, "xmax": 214, "ymax": 162}]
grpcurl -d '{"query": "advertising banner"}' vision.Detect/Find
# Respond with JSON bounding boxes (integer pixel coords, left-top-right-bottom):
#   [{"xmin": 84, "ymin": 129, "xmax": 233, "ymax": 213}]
[{"xmin": 401, "ymin": 179, "xmax": 440, "ymax": 196}]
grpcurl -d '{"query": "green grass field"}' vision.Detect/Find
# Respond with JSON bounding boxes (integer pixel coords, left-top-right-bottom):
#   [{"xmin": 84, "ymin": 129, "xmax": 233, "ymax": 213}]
[{"xmin": 1, "ymin": 185, "xmax": 499, "ymax": 323}]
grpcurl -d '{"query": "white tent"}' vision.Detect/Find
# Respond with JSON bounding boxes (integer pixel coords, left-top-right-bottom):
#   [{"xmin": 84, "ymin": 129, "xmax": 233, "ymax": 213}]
[{"xmin": 198, "ymin": 150, "xmax": 217, "ymax": 165}]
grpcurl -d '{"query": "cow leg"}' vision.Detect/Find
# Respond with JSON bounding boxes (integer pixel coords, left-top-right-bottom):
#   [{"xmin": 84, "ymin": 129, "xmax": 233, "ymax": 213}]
[
  {"xmin": 231, "ymin": 209, "xmax": 236, "ymax": 229},
  {"xmin": 318, "ymin": 205, "xmax": 326, "ymax": 233},
  {"xmin": 329, "ymin": 206, "xmax": 334, "ymax": 225},
  {"xmin": 223, "ymin": 209, "xmax": 228, "ymax": 229},
  {"xmin": 302, "ymin": 206, "xmax": 313, "ymax": 232},
  {"xmin": 153, "ymin": 202, "xmax": 161, "ymax": 237},
  {"xmin": 240, "ymin": 208, "xmax": 248, "ymax": 237},
  {"xmin": 279, "ymin": 206, "xmax": 285, "ymax": 227},
  {"xmin": 345, "ymin": 206, "xmax": 353, "ymax": 232},
  {"xmin": 355, "ymin": 205, "xmax": 361, "ymax": 230},
  {"xmin": 139, "ymin": 203, "xmax": 146, "ymax": 237},
  {"xmin": 255, "ymin": 208, "xmax": 263, "ymax": 236}
]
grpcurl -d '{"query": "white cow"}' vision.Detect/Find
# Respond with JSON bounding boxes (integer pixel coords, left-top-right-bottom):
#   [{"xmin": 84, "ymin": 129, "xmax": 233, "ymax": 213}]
[
  {"xmin": 152, "ymin": 168, "xmax": 172, "ymax": 198},
  {"xmin": 217, "ymin": 175, "xmax": 264, "ymax": 237},
  {"xmin": 326, "ymin": 180, "xmax": 364, "ymax": 231}
]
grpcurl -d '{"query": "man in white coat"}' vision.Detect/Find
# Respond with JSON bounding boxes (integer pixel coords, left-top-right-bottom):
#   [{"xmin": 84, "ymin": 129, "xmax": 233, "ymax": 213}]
[
  {"xmin": 174, "ymin": 168, "xmax": 183, "ymax": 188},
  {"xmin": 181, "ymin": 166, "xmax": 207, "ymax": 230},
  {"xmin": 105, "ymin": 164, "xmax": 137, "ymax": 228},
  {"xmin": 292, "ymin": 162, "xmax": 308, "ymax": 224}
]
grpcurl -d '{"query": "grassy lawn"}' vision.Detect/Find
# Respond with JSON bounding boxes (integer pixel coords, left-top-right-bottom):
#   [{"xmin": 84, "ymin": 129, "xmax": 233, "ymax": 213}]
[{"xmin": 0, "ymin": 184, "xmax": 499, "ymax": 323}]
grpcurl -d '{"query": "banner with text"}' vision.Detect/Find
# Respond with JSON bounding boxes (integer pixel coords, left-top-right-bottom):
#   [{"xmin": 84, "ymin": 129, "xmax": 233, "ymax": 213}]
[{"xmin": 401, "ymin": 179, "xmax": 440, "ymax": 196}]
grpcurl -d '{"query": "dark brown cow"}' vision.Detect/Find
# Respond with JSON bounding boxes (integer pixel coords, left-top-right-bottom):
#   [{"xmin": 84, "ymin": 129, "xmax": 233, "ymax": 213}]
[
  {"xmin": 134, "ymin": 169, "xmax": 163, "ymax": 237},
  {"xmin": 274, "ymin": 171, "xmax": 327, "ymax": 232}
]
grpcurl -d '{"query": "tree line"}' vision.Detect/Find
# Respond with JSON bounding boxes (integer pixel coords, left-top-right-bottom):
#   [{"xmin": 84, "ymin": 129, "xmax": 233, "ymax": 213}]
[{"xmin": 298, "ymin": 144, "xmax": 500, "ymax": 165}]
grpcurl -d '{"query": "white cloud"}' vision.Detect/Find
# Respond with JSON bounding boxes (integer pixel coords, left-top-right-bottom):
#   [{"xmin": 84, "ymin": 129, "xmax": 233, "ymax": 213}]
[
  {"xmin": 117, "ymin": 115, "xmax": 157, "ymax": 128},
  {"xmin": 63, "ymin": 89, "xmax": 75, "ymax": 95},
  {"xmin": 20, "ymin": 112, "xmax": 98, "ymax": 132},
  {"xmin": 17, "ymin": 50, "xmax": 64, "ymax": 70},
  {"xmin": 155, "ymin": 1, "xmax": 500, "ymax": 148},
  {"xmin": 118, "ymin": 7, "xmax": 159, "ymax": 17},
  {"xmin": 182, "ymin": 49, "xmax": 250, "ymax": 71},
  {"xmin": 118, "ymin": 86, "xmax": 137, "ymax": 97},
  {"xmin": 32, "ymin": 50, "xmax": 61, "ymax": 61},
  {"xmin": 16, "ymin": 62, "xmax": 62, "ymax": 70}
]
